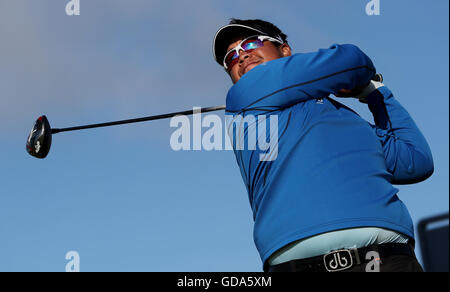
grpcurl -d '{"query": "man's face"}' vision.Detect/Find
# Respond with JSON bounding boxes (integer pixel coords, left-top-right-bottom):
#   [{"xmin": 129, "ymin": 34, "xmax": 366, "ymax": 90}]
[{"xmin": 226, "ymin": 36, "xmax": 291, "ymax": 83}]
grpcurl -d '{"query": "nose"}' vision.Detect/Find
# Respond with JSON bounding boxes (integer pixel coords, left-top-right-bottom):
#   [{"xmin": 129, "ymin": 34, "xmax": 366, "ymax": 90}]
[{"xmin": 238, "ymin": 49, "xmax": 251, "ymax": 64}]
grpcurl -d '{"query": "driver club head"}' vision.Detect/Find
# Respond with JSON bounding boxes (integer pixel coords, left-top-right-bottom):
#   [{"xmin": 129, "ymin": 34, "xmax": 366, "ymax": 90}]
[{"xmin": 26, "ymin": 115, "xmax": 52, "ymax": 159}]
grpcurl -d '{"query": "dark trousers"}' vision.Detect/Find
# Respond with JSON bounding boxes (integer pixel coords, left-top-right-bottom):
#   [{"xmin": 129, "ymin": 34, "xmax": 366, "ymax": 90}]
[
  {"xmin": 267, "ymin": 243, "xmax": 424, "ymax": 272},
  {"xmin": 342, "ymin": 254, "xmax": 424, "ymax": 272}
]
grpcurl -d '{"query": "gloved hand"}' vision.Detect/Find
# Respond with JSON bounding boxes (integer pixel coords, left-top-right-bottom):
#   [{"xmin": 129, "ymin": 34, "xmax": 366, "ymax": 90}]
[{"xmin": 335, "ymin": 74, "xmax": 384, "ymax": 103}]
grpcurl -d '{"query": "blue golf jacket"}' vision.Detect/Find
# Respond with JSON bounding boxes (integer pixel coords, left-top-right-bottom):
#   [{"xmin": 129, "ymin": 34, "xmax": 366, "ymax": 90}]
[{"xmin": 225, "ymin": 44, "xmax": 434, "ymax": 266}]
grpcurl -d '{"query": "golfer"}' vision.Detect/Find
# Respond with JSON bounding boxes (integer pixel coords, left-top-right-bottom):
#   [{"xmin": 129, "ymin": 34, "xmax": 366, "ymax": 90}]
[{"xmin": 213, "ymin": 19, "xmax": 434, "ymax": 272}]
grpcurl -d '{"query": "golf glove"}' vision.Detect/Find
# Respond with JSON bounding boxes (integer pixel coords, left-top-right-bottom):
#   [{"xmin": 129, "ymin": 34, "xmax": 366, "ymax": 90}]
[
  {"xmin": 335, "ymin": 73, "xmax": 384, "ymax": 102},
  {"xmin": 356, "ymin": 73, "xmax": 384, "ymax": 103}
]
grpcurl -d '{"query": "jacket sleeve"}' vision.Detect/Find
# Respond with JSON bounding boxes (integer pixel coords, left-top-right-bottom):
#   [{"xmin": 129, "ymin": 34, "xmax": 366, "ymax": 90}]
[
  {"xmin": 280, "ymin": 43, "xmax": 377, "ymax": 99},
  {"xmin": 226, "ymin": 44, "xmax": 377, "ymax": 112},
  {"xmin": 366, "ymin": 86, "xmax": 434, "ymax": 184}
]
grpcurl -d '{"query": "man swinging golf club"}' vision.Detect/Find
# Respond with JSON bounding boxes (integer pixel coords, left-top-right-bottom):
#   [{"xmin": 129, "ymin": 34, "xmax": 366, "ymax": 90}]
[{"xmin": 213, "ymin": 18, "xmax": 434, "ymax": 272}]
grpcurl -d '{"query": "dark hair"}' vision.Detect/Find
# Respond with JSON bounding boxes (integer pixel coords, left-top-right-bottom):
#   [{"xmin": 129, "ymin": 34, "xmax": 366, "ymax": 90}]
[{"xmin": 229, "ymin": 18, "xmax": 288, "ymax": 44}]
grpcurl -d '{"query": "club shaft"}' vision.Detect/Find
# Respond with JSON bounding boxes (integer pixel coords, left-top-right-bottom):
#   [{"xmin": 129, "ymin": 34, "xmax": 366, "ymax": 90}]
[{"xmin": 51, "ymin": 105, "xmax": 226, "ymax": 134}]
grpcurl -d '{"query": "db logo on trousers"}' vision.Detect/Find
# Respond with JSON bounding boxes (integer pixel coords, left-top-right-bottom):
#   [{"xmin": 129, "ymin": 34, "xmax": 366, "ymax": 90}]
[{"xmin": 324, "ymin": 250, "xmax": 353, "ymax": 272}]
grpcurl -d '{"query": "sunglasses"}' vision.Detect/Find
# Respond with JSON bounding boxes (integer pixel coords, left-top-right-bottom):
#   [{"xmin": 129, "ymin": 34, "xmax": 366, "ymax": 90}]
[{"xmin": 223, "ymin": 35, "xmax": 284, "ymax": 71}]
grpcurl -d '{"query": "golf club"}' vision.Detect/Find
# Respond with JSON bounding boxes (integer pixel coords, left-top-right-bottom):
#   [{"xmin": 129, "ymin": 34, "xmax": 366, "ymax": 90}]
[
  {"xmin": 26, "ymin": 74, "xmax": 383, "ymax": 159},
  {"xmin": 26, "ymin": 105, "xmax": 226, "ymax": 159}
]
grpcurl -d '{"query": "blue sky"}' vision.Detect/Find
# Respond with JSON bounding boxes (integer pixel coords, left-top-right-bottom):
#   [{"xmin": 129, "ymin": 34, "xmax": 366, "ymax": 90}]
[{"xmin": 0, "ymin": 0, "xmax": 448, "ymax": 271}]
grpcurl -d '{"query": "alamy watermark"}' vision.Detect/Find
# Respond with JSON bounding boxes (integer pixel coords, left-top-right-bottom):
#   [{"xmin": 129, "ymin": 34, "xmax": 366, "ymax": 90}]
[
  {"xmin": 66, "ymin": 0, "xmax": 80, "ymax": 16},
  {"xmin": 169, "ymin": 107, "xmax": 279, "ymax": 162},
  {"xmin": 64, "ymin": 1, "xmax": 380, "ymax": 17},
  {"xmin": 365, "ymin": 251, "xmax": 381, "ymax": 272},
  {"xmin": 65, "ymin": 251, "xmax": 80, "ymax": 272},
  {"xmin": 366, "ymin": 0, "xmax": 381, "ymax": 16}
]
